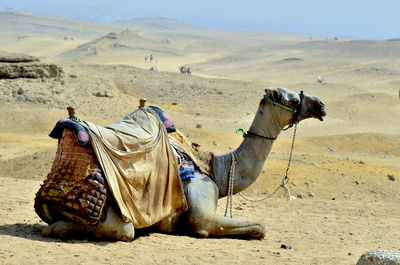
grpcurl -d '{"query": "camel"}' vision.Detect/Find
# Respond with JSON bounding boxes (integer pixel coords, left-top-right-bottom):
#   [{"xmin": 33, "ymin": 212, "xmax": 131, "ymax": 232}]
[
  {"xmin": 179, "ymin": 65, "xmax": 191, "ymax": 74},
  {"xmin": 41, "ymin": 86, "xmax": 326, "ymax": 241}
]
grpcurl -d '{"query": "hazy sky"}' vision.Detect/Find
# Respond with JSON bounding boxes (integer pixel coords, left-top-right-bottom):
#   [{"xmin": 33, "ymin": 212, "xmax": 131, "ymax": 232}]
[{"xmin": 1, "ymin": 0, "xmax": 399, "ymax": 39}]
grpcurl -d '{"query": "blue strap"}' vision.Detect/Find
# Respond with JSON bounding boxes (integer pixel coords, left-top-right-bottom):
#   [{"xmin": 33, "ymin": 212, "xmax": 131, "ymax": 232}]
[{"xmin": 179, "ymin": 167, "xmax": 195, "ymax": 180}]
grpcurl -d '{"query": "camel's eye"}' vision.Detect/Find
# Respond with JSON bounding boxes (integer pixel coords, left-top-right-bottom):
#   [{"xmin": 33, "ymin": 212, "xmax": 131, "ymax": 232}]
[{"xmin": 289, "ymin": 98, "xmax": 300, "ymax": 108}]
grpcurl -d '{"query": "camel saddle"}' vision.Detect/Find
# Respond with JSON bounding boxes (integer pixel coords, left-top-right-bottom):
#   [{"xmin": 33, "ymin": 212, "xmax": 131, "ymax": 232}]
[
  {"xmin": 34, "ymin": 129, "xmax": 108, "ymax": 225},
  {"xmin": 35, "ymin": 107, "xmax": 188, "ymax": 228}
]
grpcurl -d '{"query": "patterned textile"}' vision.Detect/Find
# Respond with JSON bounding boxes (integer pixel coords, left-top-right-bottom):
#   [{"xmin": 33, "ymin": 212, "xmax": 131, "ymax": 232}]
[
  {"xmin": 168, "ymin": 130, "xmax": 214, "ymax": 178},
  {"xmin": 177, "ymin": 151, "xmax": 196, "ymax": 180},
  {"xmin": 148, "ymin": 106, "xmax": 176, "ymax": 133},
  {"xmin": 49, "ymin": 118, "xmax": 90, "ymax": 145},
  {"xmin": 34, "ymin": 130, "xmax": 109, "ymax": 225}
]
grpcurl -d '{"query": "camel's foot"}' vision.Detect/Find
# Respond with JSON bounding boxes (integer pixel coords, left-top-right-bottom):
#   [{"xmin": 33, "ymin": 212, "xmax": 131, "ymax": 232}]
[
  {"xmin": 42, "ymin": 220, "xmax": 86, "ymax": 239},
  {"xmin": 88, "ymin": 206, "xmax": 135, "ymax": 242},
  {"xmin": 91, "ymin": 220, "xmax": 134, "ymax": 242},
  {"xmin": 212, "ymin": 222, "xmax": 266, "ymax": 239},
  {"xmin": 247, "ymin": 224, "xmax": 266, "ymax": 239},
  {"xmin": 194, "ymin": 229, "xmax": 209, "ymax": 238}
]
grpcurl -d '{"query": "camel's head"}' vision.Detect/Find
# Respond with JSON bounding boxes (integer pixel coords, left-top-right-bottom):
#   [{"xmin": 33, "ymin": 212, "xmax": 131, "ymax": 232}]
[{"xmin": 263, "ymin": 87, "xmax": 326, "ymax": 127}]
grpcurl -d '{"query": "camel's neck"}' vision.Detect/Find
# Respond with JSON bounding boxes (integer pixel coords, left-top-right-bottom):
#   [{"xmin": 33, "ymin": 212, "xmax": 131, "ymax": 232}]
[{"xmin": 213, "ymin": 102, "xmax": 283, "ymax": 198}]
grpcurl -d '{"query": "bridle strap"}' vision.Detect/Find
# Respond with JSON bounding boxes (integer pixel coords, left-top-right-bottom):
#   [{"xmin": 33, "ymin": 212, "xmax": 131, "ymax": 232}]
[
  {"xmin": 263, "ymin": 95, "xmax": 297, "ymax": 113},
  {"xmin": 236, "ymin": 91, "xmax": 304, "ymax": 140},
  {"xmin": 282, "ymin": 91, "xmax": 304, "ymax": 131},
  {"xmin": 263, "ymin": 92, "xmax": 303, "ymax": 130}
]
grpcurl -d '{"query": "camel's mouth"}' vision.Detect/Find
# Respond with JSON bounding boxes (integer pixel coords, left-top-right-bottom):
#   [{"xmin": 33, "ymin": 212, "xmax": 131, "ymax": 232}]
[{"xmin": 310, "ymin": 106, "xmax": 326, "ymax": 121}]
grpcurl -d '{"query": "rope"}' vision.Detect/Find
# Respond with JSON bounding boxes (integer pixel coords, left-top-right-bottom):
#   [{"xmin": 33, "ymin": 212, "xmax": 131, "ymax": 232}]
[
  {"xmin": 226, "ymin": 95, "xmax": 301, "ymax": 216},
  {"xmin": 224, "ymin": 153, "xmax": 236, "ymax": 218},
  {"xmin": 239, "ymin": 123, "xmax": 298, "ymax": 202},
  {"xmin": 239, "ymin": 183, "xmax": 282, "ymax": 202}
]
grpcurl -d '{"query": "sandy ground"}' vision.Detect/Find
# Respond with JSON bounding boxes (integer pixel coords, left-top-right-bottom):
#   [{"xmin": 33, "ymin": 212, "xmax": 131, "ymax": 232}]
[
  {"xmin": 0, "ymin": 177, "xmax": 399, "ymax": 265},
  {"xmin": 0, "ymin": 11, "xmax": 399, "ymax": 265}
]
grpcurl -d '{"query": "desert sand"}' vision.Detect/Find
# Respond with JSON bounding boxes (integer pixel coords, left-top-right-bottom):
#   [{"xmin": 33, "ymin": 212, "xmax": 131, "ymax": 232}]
[{"xmin": 0, "ymin": 11, "xmax": 399, "ymax": 264}]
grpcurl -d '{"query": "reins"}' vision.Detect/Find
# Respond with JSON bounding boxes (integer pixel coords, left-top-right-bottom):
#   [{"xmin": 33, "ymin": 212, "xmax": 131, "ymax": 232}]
[
  {"xmin": 236, "ymin": 91, "xmax": 304, "ymax": 140},
  {"xmin": 225, "ymin": 92, "xmax": 303, "ymax": 218},
  {"xmin": 239, "ymin": 123, "xmax": 297, "ymax": 203}
]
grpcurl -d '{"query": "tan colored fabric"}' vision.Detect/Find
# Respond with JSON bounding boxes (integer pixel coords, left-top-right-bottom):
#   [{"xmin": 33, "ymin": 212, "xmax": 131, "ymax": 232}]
[{"xmin": 79, "ymin": 107, "xmax": 187, "ymax": 228}]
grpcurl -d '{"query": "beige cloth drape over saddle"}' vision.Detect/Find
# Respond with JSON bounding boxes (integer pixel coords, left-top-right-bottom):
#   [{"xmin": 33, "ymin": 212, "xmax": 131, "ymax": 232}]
[{"xmin": 79, "ymin": 107, "xmax": 187, "ymax": 228}]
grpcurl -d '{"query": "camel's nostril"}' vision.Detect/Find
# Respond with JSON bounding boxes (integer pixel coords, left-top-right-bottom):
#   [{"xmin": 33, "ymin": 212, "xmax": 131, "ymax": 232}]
[{"xmin": 319, "ymin": 101, "xmax": 325, "ymax": 107}]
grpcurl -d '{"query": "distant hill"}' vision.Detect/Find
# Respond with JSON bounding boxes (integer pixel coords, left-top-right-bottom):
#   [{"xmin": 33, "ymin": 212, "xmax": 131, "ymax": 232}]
[
  {"xmin": 114, "ymin": 17, "xmax": 208, "ymax": 33},
  {"xmin": 0, "ymin": 11, "xmax": 119, "ymax": 39},
  {"xmin": 2, "ymin": 10, "xmax": 398, "ymax": 83},
  {"xmin": 59, "ymin": 29, "xmax": 181, "ymax": 61}
]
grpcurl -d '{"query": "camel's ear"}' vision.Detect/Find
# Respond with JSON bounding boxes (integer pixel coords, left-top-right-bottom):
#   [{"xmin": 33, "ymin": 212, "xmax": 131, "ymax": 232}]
[{"xmin": 265, "ymin": 88, "xmax": 281, "ymax": 102}]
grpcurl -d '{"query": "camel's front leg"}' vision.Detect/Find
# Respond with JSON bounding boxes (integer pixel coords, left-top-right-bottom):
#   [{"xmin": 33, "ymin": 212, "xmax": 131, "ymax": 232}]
[
  {"xmin": 197, "ymin": 214, "xmax": 266, "ymax": 239},
  {"xmin": 183, "ymin": 174, "xmax": 266, "ymax": 239}
]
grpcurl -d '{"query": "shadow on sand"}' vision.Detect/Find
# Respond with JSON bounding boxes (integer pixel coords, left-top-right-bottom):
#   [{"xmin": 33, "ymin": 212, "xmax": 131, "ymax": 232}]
[
  {"xmin": 0, "ymin": 222, "xmax": 152, "ymax": 244},
  {"xmin": 0, "ymin": 222, "xmax": 259, "ymax": 243}
]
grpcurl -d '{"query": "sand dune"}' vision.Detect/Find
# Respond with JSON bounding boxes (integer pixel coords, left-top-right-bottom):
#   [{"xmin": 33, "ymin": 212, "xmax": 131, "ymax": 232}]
[
  {"xmin": 0, "ymin": 11, "xmax": 399, "ymax": 264},
  {"xmin": 59, "ymin": 30, "xmax": 182, "ymax": 63}
]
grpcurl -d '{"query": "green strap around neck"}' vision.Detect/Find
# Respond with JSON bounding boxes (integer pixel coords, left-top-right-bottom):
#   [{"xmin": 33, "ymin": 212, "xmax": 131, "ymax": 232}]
[{"xmin": 236, "ymin": 128, "xmax": 277, "ymax": 141}]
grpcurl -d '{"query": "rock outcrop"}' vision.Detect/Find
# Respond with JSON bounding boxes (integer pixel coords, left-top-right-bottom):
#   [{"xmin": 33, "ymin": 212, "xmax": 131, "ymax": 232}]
[
  {"xmin": 357, "ymin": 249, "xmax": 400, "ymax": 265},
  {"xmin": 0, "ymin": 52, "xmax": 39, "ymax": 63},
  {"xmin": 0, "ymin": 51, "xmax": 63, "ymax": 79}
]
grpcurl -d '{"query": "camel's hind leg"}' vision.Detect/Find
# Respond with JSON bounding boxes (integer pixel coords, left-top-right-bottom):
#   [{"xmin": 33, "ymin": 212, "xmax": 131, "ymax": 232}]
[
  {"xmin": 42, "ymin": 206, "xmax": 134, "ymax": 241},
  {"xmin": 87, "ymin": 205, "xmax": 135, "ymax": 242},
  {"xmin": 183, "ymin": 174, "xmax": 266, "ymax": 239},
  {"xmin": 42, "ymin": 220, "xmax": 87, "ymax": 239}
]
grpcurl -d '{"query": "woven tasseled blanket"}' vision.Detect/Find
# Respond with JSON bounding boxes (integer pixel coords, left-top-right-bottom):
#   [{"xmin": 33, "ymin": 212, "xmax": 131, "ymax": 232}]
[
  {"xmin": 168, "ymin": 130, "xmax": 214, "ymax": 178},
  {"xmin": 34, "ymin": 130, "xmax": 108, "ymax": 225}
]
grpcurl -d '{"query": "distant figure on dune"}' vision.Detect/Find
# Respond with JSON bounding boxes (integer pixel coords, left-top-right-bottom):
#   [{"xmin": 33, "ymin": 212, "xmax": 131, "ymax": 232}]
[
  {"xmin": 149, "ymin": 66, "xmax": 158, "ymax": 72},
  {"xmin": 145, "ymin": 55, "xmax": 148, "ymax": 61},
  {"xmin": 150, "ymin": 54, "xmax": 153, "ymax": 61},
  {"xmin": 317, "ymin": 76, "xmax": 323, "ymax": 84},
  {"xmin": 179, "ymin": 65, "xmax": 191, "ymax": 74}
]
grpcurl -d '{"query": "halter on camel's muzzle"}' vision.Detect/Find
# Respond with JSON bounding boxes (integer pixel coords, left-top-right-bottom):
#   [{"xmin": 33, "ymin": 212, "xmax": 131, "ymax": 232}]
[
  {"xmin": 236, "ymin": 91, "xmax": 304, "ymax": 140},
  {"xmin": 263, "ymin": 90, "xmax": 304, "ymax": 131}
]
